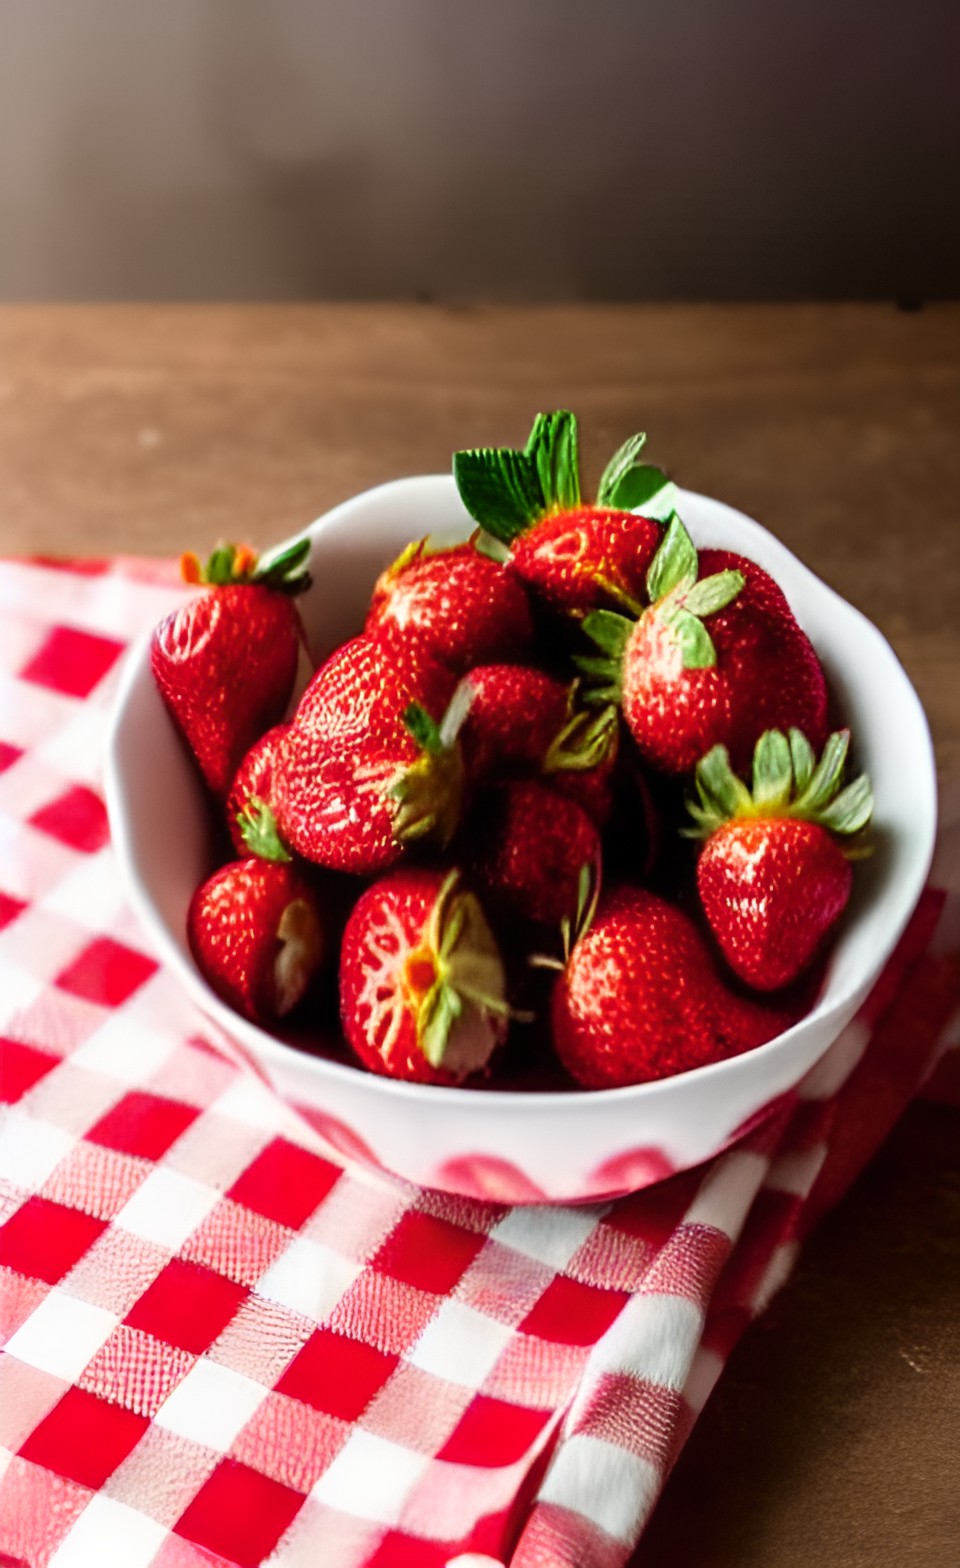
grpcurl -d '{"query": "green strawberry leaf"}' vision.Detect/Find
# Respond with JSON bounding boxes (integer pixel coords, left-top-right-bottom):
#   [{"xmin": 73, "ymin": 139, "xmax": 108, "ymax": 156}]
[
  {"xmin": 403, "ymin": 702, "xmax": 444, "ymax": 756},
  {"xmin": 420, "ymin": 982, "xmax": 463, "ymax": 1069},
  {"xmin": 453, "ymin": 447, "xmax": 544, "ymax": 543},
  {"xmin": 526, "ymin": 410, "xmax": 581, "ymax": 511},
  {"xmin": 254, "ymin": 536, "xmax": 312, "ymax": 588},
  {"xmin": 794, "ymin": 729, "xmax": 850, "ymax": 814},
  {"xmin": 788, "ymin": 728, "xmax": 816, "ymax": 794},
  {"xmin": 473, "ymin": 530, "xmax": 510, "ymax": 563},
  {"xmin": 663, "ymin": 606, "xmax": 716, "ymax": 669},
  {"xmin": 751, "ymin": 730, "xmax": 793, "ymax": 812},
  {"xmin": 205, "ymin": 543, "xmax": 238, "ymax": 585},
  {"xmin": 237, "ymin": 798, "xmax": 292, "ymax": 863},
  {"xmin": 695, "ymin": 744, "xmax": 755, "ymax": 822},
  {"xmin": 646, "ymin": 513, "xmax": 698, "ymax": 603},
  {"xmin": 684, "ymin": 569, "xmax": 744, "ymax": 620},
  {"xmin": 818, "ymin": 773, "xmax": 874, "ymax": 835},
  {"xmin": 582, "ymin": 609, "xmax": 633, "ymax": 660},
  {"xmin": 596, "ymin": 432, "xmax": 646, "ymax": 504}
]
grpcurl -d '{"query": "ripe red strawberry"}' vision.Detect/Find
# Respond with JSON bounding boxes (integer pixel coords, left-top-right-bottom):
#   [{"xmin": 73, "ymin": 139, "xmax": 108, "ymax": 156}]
[
  {"xmin": 688, "ymin": 727, "xmax": 873, "ymax": 990},
  {"xmin": 459, "ymin": 664, "xmax": 619, "ymax": 824},
  {"xmin": 579, "ymin": 514, "xmax": 827, "ymax": 775},
  {"xmin": 188, "ymin": 857, "xmax": 327, "ymax": 1025},
  {"xmin": 464, "ymin": 778, "xmax": 602, "ymax": 930},
  {"xmin": 549, "ymin": 885, "xmax": 799, "ymax": 1089},
  {"xmin": 366, "ymin": 539, "xmax": 534, "ymax": 671},
  {"xmin": 151, "ymin": 539, "xmax": 310, "ymax": 798},
  {"xmin": 225, "ymin": 723, "xmax": 289, "ymax": 855},
  {"xmin": 277, "ymin": 636, "xmax": 466, "ymax": 873},
  {"xmin": 339, "ymin": 868, "xmax": 510, "ymax": 1084},
  {"xmin": 454, "ymin": 413, "xmax": 673, "ymax": 616}
]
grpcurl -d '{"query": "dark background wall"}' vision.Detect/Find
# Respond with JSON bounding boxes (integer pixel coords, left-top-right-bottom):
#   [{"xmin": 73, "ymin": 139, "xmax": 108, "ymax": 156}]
[{"xmin": 1, "ymin": 0, "xmax": 957, "ymax": 300}]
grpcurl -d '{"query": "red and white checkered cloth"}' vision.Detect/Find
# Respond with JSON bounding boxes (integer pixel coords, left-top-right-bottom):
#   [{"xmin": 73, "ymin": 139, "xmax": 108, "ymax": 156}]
[{"xmin": 1, "ymin": 556, "xmax": 958, "ymax": 1568}]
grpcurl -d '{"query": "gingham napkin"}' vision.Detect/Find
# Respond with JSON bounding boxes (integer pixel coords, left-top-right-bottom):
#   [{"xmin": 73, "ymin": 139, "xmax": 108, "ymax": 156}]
[{"xmin": 1, "ymin": 557, "xmax": 958, "ymax": 1568}]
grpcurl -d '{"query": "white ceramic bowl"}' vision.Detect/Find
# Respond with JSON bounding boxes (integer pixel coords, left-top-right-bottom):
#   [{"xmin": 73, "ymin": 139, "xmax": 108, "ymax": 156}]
[{"xmin": 105, "ymin": 477, "xmax": 936, "ymax": 1203}]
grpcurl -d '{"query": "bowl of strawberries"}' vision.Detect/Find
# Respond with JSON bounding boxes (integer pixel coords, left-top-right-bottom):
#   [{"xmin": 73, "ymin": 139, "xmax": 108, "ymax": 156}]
[{"xmin": 106, "ymin": 413, "xmax": 936, "ymax": 1203}]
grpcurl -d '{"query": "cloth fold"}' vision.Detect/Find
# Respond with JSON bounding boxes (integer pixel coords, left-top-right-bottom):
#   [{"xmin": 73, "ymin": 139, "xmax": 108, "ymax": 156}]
[{"xmin": 1, "ymin": 557, "xmax": 957, "ymax": 1568}]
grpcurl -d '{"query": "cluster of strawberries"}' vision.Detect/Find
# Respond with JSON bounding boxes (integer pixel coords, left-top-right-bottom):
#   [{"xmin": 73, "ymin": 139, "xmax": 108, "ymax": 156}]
[{"xmin": 151, "ymin": 413, "xmax": 873, "ymax": 1091}]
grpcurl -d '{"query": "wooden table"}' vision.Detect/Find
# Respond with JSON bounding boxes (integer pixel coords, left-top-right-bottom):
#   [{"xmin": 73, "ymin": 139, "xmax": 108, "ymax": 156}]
[{"xmin": 2, "ymin": 304, "xmax": 958, "ymax": 1566}]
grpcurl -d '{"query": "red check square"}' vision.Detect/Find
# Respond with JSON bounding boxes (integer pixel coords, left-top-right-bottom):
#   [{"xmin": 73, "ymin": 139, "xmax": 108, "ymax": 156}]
[
  {"xmin": 0, "ymin": 1039, "xmax": 61, "ymax": 1106},
  {"xmin": 29, "ymin": 785, "xmax": 110, "ymax": 854},
  {"xmin": 55, "ymin": 937, "xmax": 158, "ymax": 1007},
  {"xmin": 365, "ymin": 1535, "xmax": 453, "ymax": 1568},
  {"xmin": 87, "ymin": 1090, "xmax": 199, "ymax": 1161},
  {"xmin": 227, "ymin": 1137, "xmax": 340, "ymax": 1230},
  {"xmin": 276, "ymin": 1329, "xmax": 398, "ymax": 1420},
  {"xmin": 0, "ymin": 1197, "xmax": 106, "ymax": 1284},
  {"xmin": 18, "ymin": 1386, "xmax": 149, "ymax": 1489},
  {"xmin": 437, "ymin": 1392, "xmax": 553, "ymax": 1465},
  {"xmin": 519, "ymin": 1275, "xmax": 631, "ymax": 1346},
  {"xmin": 19, "ymin": 625, "xmax": 125, "ymax": 698},
  {"xmin": 174, "ymin": 1459, "xmax": 305, "ymax": 1568},
  {"xmin": 125, "ymin": 1259, "xmax": 248, "ymax": 1354},
  {"xmin": 372, "ymin": 1210, "xmax": 487, "ymax": 1295},
  {"xmin": 0, "ymin": 741, "xmax": 23, "ymax": 772},
  {"xmin": 0, "ymin": 893, "xmax": 27, "ymax": 932}
]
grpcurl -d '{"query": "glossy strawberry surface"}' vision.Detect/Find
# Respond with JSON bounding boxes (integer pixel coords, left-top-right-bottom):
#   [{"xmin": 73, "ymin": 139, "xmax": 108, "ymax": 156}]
[
  {"xmin": 188, "ymin": 858, "xmax": 326, "ymax": 1025},
  {"xmin": 697, "ymin": 816, "xmax": 852, "ymax": 990},
  {"xmin": 622, "ymin": 552, "xmax": 827, "ymax": 775},
  {"xmin": 460, "ymin": 665, "xmax": 571, "ymax": 781},
  {"xmin": 225, "ymin": 724, "xmax": 289, "ymax": 855},
  {"xmin": 278, "ymin": 635, "xmax": 459, "ymax": 872},
  {"xmin": 366, "ymin": 543, "xmax": 533, "ymax": 672},
  {"xmin": 339, "ymin": 868, "xmax": 508, "ymax": 1084},
  {"xmin": 465, "ymin": 778, "xmax": 602, "ymax": 930},
  {"xmin": 151, "ymin": 584, "xmax": 303, "ymax": 798},
  {"xmin": 551, "ymin": 886, "xmax": 797, "ymax": 1088},
  {"xmin": 509, "ymin": 507, "xmax": 663, "ymax": 616}
]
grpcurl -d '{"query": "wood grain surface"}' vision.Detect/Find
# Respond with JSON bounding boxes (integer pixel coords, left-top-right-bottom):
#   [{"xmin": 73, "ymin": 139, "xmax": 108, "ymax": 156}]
[{"xmin": 1, "ymin": 303, "xmax": 958, "ymax": 1566}]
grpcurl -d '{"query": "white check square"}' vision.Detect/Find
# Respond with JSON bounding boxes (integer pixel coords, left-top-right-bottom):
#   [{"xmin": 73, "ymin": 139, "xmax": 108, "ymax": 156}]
[
  {"xmin": 154, "ymin": 1357, "xmax": 267, "ymax": 1450},
  {"xmin": 0, "ymin": 1110, "xmax": 74, "ymax": 1188},
  {"xmin": 257, "ymin": 1236, "xmax": 361, "ymax": 1322},
  {"xmin": 5, "ymin": 1291, "xmax": 117, "ymax": 1381},
  {"xmin": 408, "ymin": 1300, "xmax": 514, "ymax": 1387},
  {"xmin": 115, "ymin": 1166, "xmax": 219, "ymax": 1250},
  {"xmin": 47, "ymin": 1494, "xmax": 168, "ymax": 1568},
  {"xmin": 491, "ymin": 1205, "xmax": 602, "ymax": 1270},
  {"xmin": 310, "ymin": 1429, "xmax": 429, "ymax": 1525}
]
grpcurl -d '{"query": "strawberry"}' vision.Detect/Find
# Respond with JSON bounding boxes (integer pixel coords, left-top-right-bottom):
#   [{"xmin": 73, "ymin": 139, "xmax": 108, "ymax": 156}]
[
  {"xmin": 225, "ymin": 723, "xmax": 289, "ymax": 855},
  {"xmin": 366, "ymin": 539, "xmax": 534, "ymax": 671},
  {"xmin": 578, "ymin": 514, "xmax": 828, "ymax": 775},
  {"xmin": 464, "ymin": 778, "xmax": 602, "ymax": 930},
  {"xmin": 277, "ymin": 636, "xmax": 467, "ymax": 873},
  {"xmin": 453, "ymin": 412, "xmax": 674, "ymax": 616},
  {"xmin": 151, "ymin": 539, "xmax": 310, "ymax": 798},
  {"xmin": 188, "ymin": 857, "xmax": 327, "ymax": 1025},
  {"xmin": 339, "ymin": 868, "xmax": 510, "ymax": 1084},
  {"xmin": 459, "ymin": 664, "xmax": 619, "ymax": 824},
  {"xmin": 548, "ymin": 884, "xmax": 799, "ymax": 1088},
  {"xmin": 687, "ymin": 727, "xmax": 873, "ymax": 990}
]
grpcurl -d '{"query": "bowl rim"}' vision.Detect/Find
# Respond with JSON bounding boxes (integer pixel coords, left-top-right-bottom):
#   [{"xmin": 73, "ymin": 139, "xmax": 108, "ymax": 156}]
[{"xmin": 104, "ymin": 475, "xmax": 938, "ymax": 1114}]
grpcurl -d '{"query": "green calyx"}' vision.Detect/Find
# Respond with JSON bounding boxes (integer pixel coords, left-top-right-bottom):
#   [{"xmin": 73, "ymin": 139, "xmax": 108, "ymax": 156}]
[
  {"xmin": 389, "ymin": 684, "xmax": 474, "ymax": 849},
  {"xmin": 543, "ymin": 688, "xmax": 619, "ymax": 775},
  {"xmin": 411, "ymin": 871, "xmax": 511, "ymax": 1071},
  {"xmin": 645, "ymin": 513, "xmax": 744, "ymax": 671},
  {"xmin": 529, "ymin": 859, "xmax": 602, "ymax": 972},
  {"xmin": 191, "ymin": 536, "xmax": 312, "ymax": 596},
  {"xmin": 453, "ymin": 411, "xmax": 675, "ymax": 546},
  {"xmin": 685, "ymin": 728, "xmax": 875, "ymax": 845},
  {"xmin": 237, "ymin": 796, "xmax": 292, "ymax": 862},
  {"xmin": 575, "ymin": 609, "xmax": 634, "ymax": 703}
]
